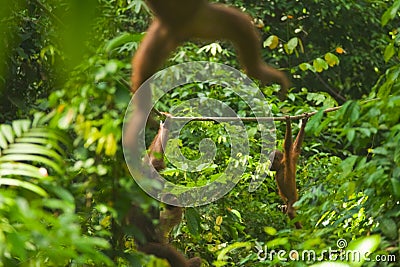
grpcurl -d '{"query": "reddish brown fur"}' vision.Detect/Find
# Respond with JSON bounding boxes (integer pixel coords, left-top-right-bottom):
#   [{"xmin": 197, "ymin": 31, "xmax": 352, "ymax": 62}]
[
  {"xmin": 129, "ymin": 120, "xmax": 201, "ymax": 267},
  {"xmin": 270, "ymin": 116, "xmax": 308, "ymax": 229},
  {"xmin": 124, "ymin": 0, "xmax": 290, "ymax": 159}
]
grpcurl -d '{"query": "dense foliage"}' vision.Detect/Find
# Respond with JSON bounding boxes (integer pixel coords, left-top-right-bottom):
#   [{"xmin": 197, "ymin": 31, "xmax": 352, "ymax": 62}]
[{"xmin": 0, "ymin": 0, "xmax": 399, "ymax": 266}]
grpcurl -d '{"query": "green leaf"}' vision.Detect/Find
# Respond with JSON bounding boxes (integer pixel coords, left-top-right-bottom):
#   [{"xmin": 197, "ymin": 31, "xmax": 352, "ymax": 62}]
[
  {"xmin": 0, "ymin": 131, "xmax": 7, "ymax": 149},
  {"xmin": 4, "ymin": 143, "xmax": 64, "ymax": 164},
  {"xmin": 0, "ymin": 154, "xmax": 63, "ymax": 174},
  {"xmin": 104, "ymin": 32, "xmax": 143, "ymax": 52},
  {"xmin": 346, "ymin": 128, "xmax": 356, "ymax": 142},
  {"xmin": 391, "ymin": 178, "xmax": 400, "ymax": 199},
  {"xmin": 379, "ymin": 218, "xmax": 398, "ymax": 240},
  {"xmin": 348, "ymin": 102, "xmax": 360, "ymax": 123},
  {"xmin": 339, "ymin": 156, "xmax": 358, "ymax": 178},
  {"xmin": 229, "ymin": 209, "xmax": 242, "ymax": 221},
  {"xmin": 185, "ymin": 208, "xmax": 201, "ymax": 237},
  {"xmin": 299, "ymin": 63, "xmax": 313, "ymax": 71},
  {"xmin": 12, "ymin": 120, "xmax": 31, "ymax": 137},
  {"xmin": 313, "ymin": 58, "xmax": 329, "ymax": 72},
  {"xmin": 339, "ymin": 181, "xmax": 356, "ymax": 198},
  {"xmin": 25, "ymin": 128, "xmax": 71, "ymax": 149},
  {"xmin": 263, "ymin": 35, "xmax": 279, "ymax": 49},
  {"xmin": 0, "ymin": 178, "xmax": 48, "ymax": 197},
  {"xmin": 16, "ymin": 136, "xmax": 65, "ymax": 157},
  {"xmin": 342, "ymin": 101, "xmax": 360, "ymax": 123},
  {"xmin": 7, "ymin": 232, "xmax": 27, "ymax": 261},
  {"xmin": 305, "ymin": 109, "xmax": 325, "ymax": 134},
  {"xmin": 287, "ymin": 37, "xmax": 299, "ymax": 52},
  {"xmin": 384, "ymin": 42, "xmax": 395, "ymax": 62},
  {"xmin": 324, "ymin": 52, "xmax": 340, "ymax": 67},
  {"xmin": 263, "ymin": 226, "xmax": 277, "ymax": 236},
  {"xmin": 0, "ymin": 125, "xmax": 14, "ymax": 144},
  {"xmin": 266, "ymin": 237, "xmax": 289, "ymax": 247},
  {"xmin": 346, "ymin": 235, "xmax": 381, "ymax": 267},
  {"xmin": 32, "ymin": 112, "xmax": 47, "ymax": 127},
  {"xmin": 45, "ymin": 184, "xmax": 75, "ymax": 205},
  {"xmin": 0, "ymin": 163, "xmax": 50, "ymax": 179},
  {"xmin": 216, "ymin": 242, "xmax": 251, "ymax": 261},
  {"xmin": 381, "ymin": 0, "xmax": 400, "ymax": 26},
  {"xmin": 377, "ymin": 82, "xmax": 392, "ymax": 99},
  {"xmin": 105, "ymin": 60, "xmax": 119, "ymax": 74}
]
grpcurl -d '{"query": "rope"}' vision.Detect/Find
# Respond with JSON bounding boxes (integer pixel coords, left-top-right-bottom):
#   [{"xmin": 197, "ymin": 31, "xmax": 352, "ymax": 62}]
[{"xmin": 155, "ymin": 98, "xmax": 379, "ymax": 122}]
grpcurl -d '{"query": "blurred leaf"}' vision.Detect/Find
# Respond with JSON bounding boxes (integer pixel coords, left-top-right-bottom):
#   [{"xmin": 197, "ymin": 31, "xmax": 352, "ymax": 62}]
[
  {"xmin": 346, "ymin": 235, "xmax": 381, "ymax": 267},
  {"xmin": 299, "ymin": 62, "xmax": 312, "ymax": 71},
  {"xmin": 325, "ymin": 52, "xmax": 340, "ymax": 67},
  {"xmin": 346, "ymin": 128, "xmax": 355, "ymax": 142},
  {"xmin": 266, "ymin": 237, "xmax": 289, "ymax": 247},
  {"xmin": 216, "ymin": 242, "xmax": 251, "ymax": 261},
  {"xmin": 0, "ymin": 178, "xmax": 48, "ymax": 197},
  {"xmin": 381, "ymin": 0, "xmax": 400, "ymax": 26},
  {"xmin": 12, "ymin": 120, "xmax": 30, "ymax": 137},
  {"xmin": 313, "ymin": 58, "xmax": 329, "ymax": 72},
  {"xmin": 305, "ymin": 109, "xmax": 325, "ymax": 134},
  {"xmin": 287, "ymin": 37, "xmax": 299, "ymax": 52},
  {"xmin": 379, "ymin": 218, "xmax": 398, "ymax": 240},
  {"xmin": 1, "ymin": 125, "xmax": 14, "ymax": 144},
  {"xmin": 391, "ymin": 178, "xmax": 400, "ymax": 199},
  {"xmin": 264, "ymin": 35, "xmax": 279, "ymax": 49},
  {"xmin": 384, "ymin": 42, "xmax": 395, "ymax": 62},
  {"xmin": 263, "ymin": 226, "xmax": 277, "ymax": 236},
  {"xmin": 185, "ymin": 208, "xmax": 201, "ymax": 237},
  {"xmin": 216, "ymin": 215, "xmax": 223, "ymax": 226},
  {"xmin": 339, "ymin": 156, "xmax": 358, "ymax": 178},
  {"xmin": 104, "ymin": 32, "xmax": 144, "ymax": 53}
]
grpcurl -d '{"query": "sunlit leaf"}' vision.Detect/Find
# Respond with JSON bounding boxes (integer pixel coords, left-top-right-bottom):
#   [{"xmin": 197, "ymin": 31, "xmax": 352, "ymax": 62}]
[
  {"xmin": 264, "ymin": 226, "xmax": 277, "ymax": 236},
  {"xmin": 12, "ymin": 120, "xmax": 31, "ymax": 137},
  {"xmin": 216, "ymin": 216, "xmax": 223, "ymax": 226},
  {"xmin": 313, "ymin": 58, "xmax": 329, "ymax": 72},
  {"xmin": 381, "ymin": 0, "xmax": 400, "ymax": 26},
  {"xmin": 0, "ymin": 163, "xmax": 50, "ymax": 179},
  {"xmin": 104, "ymin": 32, "xmax": 143, "ymax": 52},
  {"xmin": 3, "ymin": 143, "xmax": 64, "ymax": 164},
  {"xmin": 287, "ymin": 37, "xmax": 299, "ymax": 52},
  {"xmin": 264, "ymin": 35, "xmax": 279, "ymax": 49},
  {"xmin": 346, "ymin": 235, "xmax": 381, "ymax": 267},
  {"xmin": 0, "ymin": 132, "xmax": 7, "ymax": 149},
  {"xmin": 266, "ymin": 237, "xmax": 289, "ymax": 247},
  {"xmin": 105, "ymin": 133, "xmax": 117, "ymax": 156},
  {"xmin": 229, "ymin": 209, "xmax": 242, "ymax": 221},
  {"xmin": 0, "ymin": 154, "xmax": 63, "ymax": 174},
  {"xmin": 0, "ymin": 178, "xmax": 48, "ymax": 197},
  {"xmin": 1, "ymin": 125, "xmax": 14, "ymax": 144},
  {"xmin": 325, "ymin": 52, "xmax": 340, "ymax": 67},
  {"xmin": 216, "ymin": 242, "xmax": 251, "ymax": 261},
  {"xmin": 299, "ymin": 63, "xmax": 312, "ymax": 71}
]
